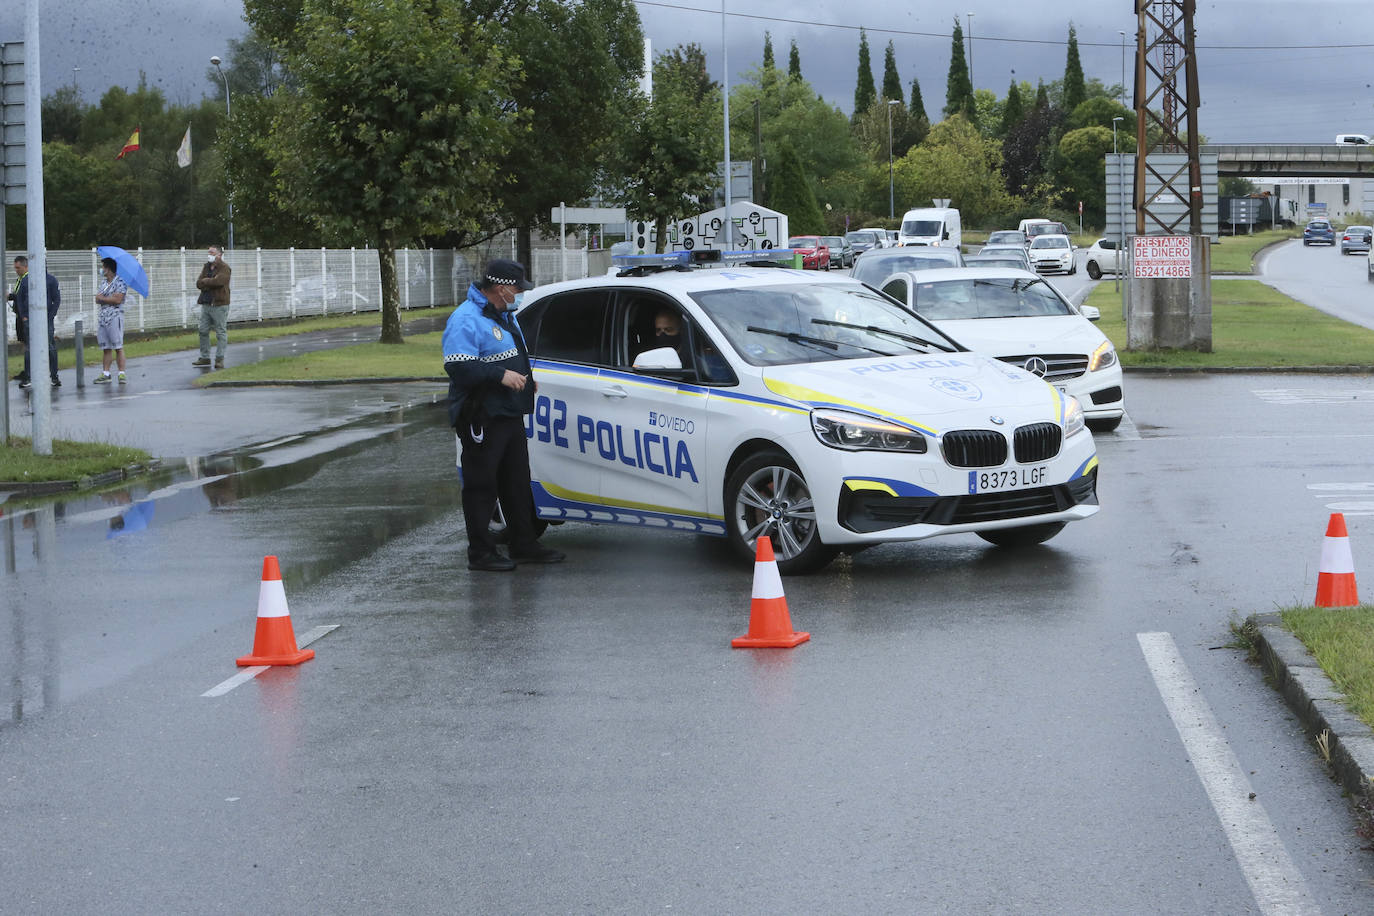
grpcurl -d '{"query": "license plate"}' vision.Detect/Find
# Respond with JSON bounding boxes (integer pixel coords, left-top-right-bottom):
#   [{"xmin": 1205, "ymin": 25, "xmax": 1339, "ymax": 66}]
[{"xmin": 969, "ymin": 466, "xmax": 1047, "ymax": 494}]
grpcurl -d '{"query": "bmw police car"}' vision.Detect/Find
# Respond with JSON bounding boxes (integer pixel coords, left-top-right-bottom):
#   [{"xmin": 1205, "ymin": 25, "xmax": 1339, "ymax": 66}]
[{"xmin": 509, "ymin": 249, "xmax": 1100, "ymax": 574}]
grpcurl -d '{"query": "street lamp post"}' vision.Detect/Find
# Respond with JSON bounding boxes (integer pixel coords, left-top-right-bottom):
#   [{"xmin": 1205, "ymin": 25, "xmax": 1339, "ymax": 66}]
[
  {"xmin": 211, "ymin": 55, "xmax": 233, "ymax": 250},
  {"xmin": 1118, "ymin": 30, "xmax": 1127, "ymax": 107},
  {"xmin": 71, "ymin": 67, "xmax": 79, "ymax": 95},
  {"xmin": 1112, "ymin": 116, "xmax": 1124, "ymax": 293},
  {"xmin": 887, "ymin": 99, "xmax": 899, "ymax": 219},
  {"xmin": 966, "ymin": 12, "xmax": 975, "ymax": 88}
]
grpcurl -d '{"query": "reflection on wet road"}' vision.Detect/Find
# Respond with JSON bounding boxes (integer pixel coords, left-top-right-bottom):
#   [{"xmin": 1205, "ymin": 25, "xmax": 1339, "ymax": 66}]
[{"xmin": 0, "ymin": 407, "xmax": 460, "ymax": 724}]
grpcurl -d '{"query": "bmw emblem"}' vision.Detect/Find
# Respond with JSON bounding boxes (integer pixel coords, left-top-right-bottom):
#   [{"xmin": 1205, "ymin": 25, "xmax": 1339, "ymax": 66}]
[
  {"xmin": 989, "ymin": 415, "xmax": 1006, "ymax": 425},
  {"xmin": 1023, "ymin": 356, "xmax": 1048, "ymax": 378}
]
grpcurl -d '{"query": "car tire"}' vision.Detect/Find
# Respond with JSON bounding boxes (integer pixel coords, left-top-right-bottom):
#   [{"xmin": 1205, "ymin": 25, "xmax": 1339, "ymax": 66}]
[
  {"xmin": 1068, "ymin": 263, "xmax": 1077, "ymax": 276},
  {"xmin": 724, "ymin": 450, "xmax": 838, "ymax": 575},
  {"xmin": 976, "ymin": 522, "xmax": 1067, "ymax": 548},
  {"xmin": 1086, "ymin": 261, "xmax": 1102, "ymax": 280},
  {"xmin": 1086, "ymin": 415, "xmax": 1123, "ymax": 432}
]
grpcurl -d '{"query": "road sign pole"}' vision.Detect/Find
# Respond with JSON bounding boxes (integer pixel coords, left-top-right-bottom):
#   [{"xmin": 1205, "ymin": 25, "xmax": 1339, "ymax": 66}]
[{"xmin": 24, "ymin": 1, "xmax": 51, "ymax": 454}]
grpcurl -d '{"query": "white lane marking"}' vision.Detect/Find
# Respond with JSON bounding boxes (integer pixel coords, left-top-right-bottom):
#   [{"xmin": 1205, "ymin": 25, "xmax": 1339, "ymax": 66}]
[
  {"xmin": 1306, "ymin": 483, "xmax": 1374, "ymax": 517},
  {"xmin": 200, "ymin": 625, "xmax": 340, "ymax": 697},
  {"xmin": 1137, "ymin": 632, "xmax": 1320, "ymax": 916},
  {"xmin": 1253, "ymin": 388, "xmax": 1374, "ymax": 405}
]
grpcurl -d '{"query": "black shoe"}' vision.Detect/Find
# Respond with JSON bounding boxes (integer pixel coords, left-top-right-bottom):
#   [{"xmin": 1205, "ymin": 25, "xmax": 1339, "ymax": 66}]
[
  {"xmin": 17, "ymin": 379, "xmax": 30, "ymax": 390},
  {"xmin": 511, "ymin": 545, "xmax": 566, "ymax": 565},
  {"xmin": 50, "ymin": 377, "xmax": 61, "ymax": 388},
  {"xmin": 468, "ymin": 552, "xmax": 516, "ymax": 572}
]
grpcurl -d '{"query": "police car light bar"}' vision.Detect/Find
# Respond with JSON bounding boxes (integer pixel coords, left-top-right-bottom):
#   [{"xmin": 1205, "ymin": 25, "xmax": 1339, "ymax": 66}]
[
  {"xmin": 718, "ymin": 248, "xmax": 796, "ymax": 265},
  {"xmin": 611, "ymin": 251, "xmax": 692, "ymax": 270}
]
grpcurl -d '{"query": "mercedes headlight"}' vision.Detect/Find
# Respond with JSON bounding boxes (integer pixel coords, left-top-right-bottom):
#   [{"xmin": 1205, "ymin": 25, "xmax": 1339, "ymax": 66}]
[
  {"xmin": 1089, "ymin": 340, "xmax": 1117, "ymax": 372},
  {"xmin": 812, "ymin": 409, "xmax": 927, "ymax": 453},
  {"xmin": 1063, "ymin": 395, "xmax": 1086, "ymax": 438}
]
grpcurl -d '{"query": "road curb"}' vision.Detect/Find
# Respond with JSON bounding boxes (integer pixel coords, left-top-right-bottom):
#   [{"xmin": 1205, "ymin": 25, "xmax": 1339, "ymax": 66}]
[
  {"xmin": 1123, "ymin": 365, "xmax": 1374, "ymax": 375},
  {"xmin": 202, "ymin": 377, "xmax": 446, "ymax": 388},
  {"xmin": 1247, "ymin": 611, "xmax": 1374, "ymax": 800},
  {"xmin": 0, "ymin": 460, "xmax": 163, "ymax": 497}
]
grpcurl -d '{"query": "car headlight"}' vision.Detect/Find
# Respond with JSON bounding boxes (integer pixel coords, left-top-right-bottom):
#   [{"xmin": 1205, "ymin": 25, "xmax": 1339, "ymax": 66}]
[
  {"xmin": 1063, "ymin": 395, "xmax": 1086, "ymax": 438},
  {"xmin": 1089, "ymin": 340, "xmax": 1117, "ymax": 372},
  {"xmin": 812, "ymin": 409, "xmax": 928, "ymax": 453}
]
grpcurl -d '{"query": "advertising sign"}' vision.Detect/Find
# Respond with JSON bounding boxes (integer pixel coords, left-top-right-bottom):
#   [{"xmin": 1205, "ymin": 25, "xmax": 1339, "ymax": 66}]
[{"xmin": 1132, "ymin": 236, "xmax": 1192, "ymax": 279}]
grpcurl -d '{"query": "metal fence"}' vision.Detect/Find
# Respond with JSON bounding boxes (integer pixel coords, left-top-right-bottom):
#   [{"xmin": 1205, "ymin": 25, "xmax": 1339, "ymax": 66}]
[{"xmin": 4, "ymin": 233, "xmax": 611, "ymax": 343}]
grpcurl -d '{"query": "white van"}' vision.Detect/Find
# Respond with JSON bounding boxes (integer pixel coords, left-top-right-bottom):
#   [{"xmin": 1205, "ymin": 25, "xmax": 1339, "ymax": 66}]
[
  {"xmin": 898, "ymin": 207, "xmax": 962, "ymax": 249},
  {"xmin": 1335, "ymin": 133, "xmax": 1371, "ymax": 145}
]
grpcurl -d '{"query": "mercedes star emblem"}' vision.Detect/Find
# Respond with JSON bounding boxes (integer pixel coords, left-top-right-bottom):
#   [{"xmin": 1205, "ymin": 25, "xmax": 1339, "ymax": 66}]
[{"xmin": 1024, "ymin": 356, "xmax": 1048, "ymax": 378}]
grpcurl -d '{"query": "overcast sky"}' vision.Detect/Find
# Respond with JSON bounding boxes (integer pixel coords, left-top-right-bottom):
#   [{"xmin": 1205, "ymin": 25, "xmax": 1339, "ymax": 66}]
[{"xmin": 8, "ymin": 1, "xmax": 1373, "ymax": 145}]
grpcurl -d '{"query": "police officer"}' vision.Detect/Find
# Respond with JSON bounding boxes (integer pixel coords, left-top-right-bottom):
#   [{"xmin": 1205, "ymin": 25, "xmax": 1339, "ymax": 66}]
[{"xmin": 443, "ymin": 258, "xmax": 565, "ymax": 571}]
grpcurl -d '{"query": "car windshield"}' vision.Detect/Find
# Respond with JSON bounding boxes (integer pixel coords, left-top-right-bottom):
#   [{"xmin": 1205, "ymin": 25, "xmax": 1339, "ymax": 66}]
[
  {"xmin": 852, "ymin": 250, "xmax": 962, "ymax": 285},
  {"xmin": 787, "ymin": 237, "xmax": 820, "ymax": 247},
  {"xmin": 987, "ymin": 232, "xmax": 1024, "ymax": 245},
  {"xmin": 1346, "ymin": 226, "xmax": 1371, "ymax": 233},
  {"xmin": 901, "ymin": 219, "xmax": 943, "ymax": 236},
  {"xmin": 1027, "ymin": 224, "xmax": 1062, "ymax": 237},
  {"xmin": 845, "ymin": 231, "xmax": 877, "ymax": 243},
  {"xmin": 823, "ymin": 237, "xmax": 843, "ymax": 247},
  {"xmin": 1308, "ymin": 221, "xmax": 1330, "ymax": 229},
  {"xmin": 911, "ymin": 277, "xmax": 1074, "ymax": 321},
  {"xmin": 690, "ymin": 282, "xmax": 956, "ymax": 367},
  {"xmin": 1030, "ymin": 236, "xmax": 1069, "ymax": 249}
]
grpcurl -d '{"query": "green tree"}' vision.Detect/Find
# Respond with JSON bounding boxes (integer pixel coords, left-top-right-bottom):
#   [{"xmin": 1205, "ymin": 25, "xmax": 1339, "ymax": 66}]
[
  {"xmin": 41, "ymin": 87, "xmax": 82, "ymax": 144},
  {"xmin": 1219, "ymin": 177, "xmax": 1258, "ymax": 197},
  {"xmin": 768, "ymin": 142, "xmax": 824, "ymax": 234},
  {"xmin": 254, "ymin": 0, "xmax": 518, "ymax": 343},
  {"xmin": 944, "ymin": 19, "xmax": 974, "ymax": 121},
  {"xmin": 487, "ymin": 0, "xmax": 645, "ymax": 265},
  {"xmin": 760, "ymin": 32, "xmax": 779, "ymax": 97},
  {"xmin": 852, "ymin": 99, "xmax": 925, "ymax": 164},
  {"xmin": 909, "ymin": 77, "xmax": 929, "ymax": 127},
  {"xmin": 971, "ymin": 89, "xmax": 1002, "ymax": 140},
  {"xmin": 762, "ymin": 32, "xmax": 775, "ymax": 71},
  {"xmin": 788, "ymin": 39, "xmax": 802, "ymax": 81},
  {"xmin": 205, "ymin": 32, "xmax": 294, "ymax": 102},
  {"xmin": 1052, "ymin": 125, "xmax": 1131, "ymax": 226},
  {"xmin": 894, "ymin": 116, "xmax": 1016, "ymax": 226},
  {"xmin": 1067, "ymin": 97, "xmax": 1131, "ymax": 132},
  {"xmin": 853, "ymin": 29, "xmax": 876, "ymax": 118},
  {"xmin": 1000, "ymin": 79, "xmax": 1024, "ymax": 136},
  {"xmin": 1002, "ymin": 94, "xmax": 1060, "ymax": 199},
  {"xmin": 615, "ymin": 45, "xmax": 721, "ymax": 252},
  {"xmin": 1062, "ymin": 25, "xmax": 1087, "ymax": 115},
  {"xmin": 881, "ymin": 42, "xmax": 903, "ymax": 104}
]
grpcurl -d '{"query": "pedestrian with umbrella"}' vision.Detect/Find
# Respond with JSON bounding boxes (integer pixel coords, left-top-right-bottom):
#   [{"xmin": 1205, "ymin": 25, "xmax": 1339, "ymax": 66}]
[
  {"xmin": 93, "ymin": 256, "xmax": 129, "ymax": 384},
  {"xmin": 92, "ymin": 246, "xmax": 148, "ymax": 385}
]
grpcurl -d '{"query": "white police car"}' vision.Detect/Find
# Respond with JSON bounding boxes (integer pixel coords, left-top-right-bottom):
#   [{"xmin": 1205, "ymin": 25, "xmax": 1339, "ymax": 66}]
[{"xmin": 511, "ymin": 250, "xmax": 1100, "ymax": 573}]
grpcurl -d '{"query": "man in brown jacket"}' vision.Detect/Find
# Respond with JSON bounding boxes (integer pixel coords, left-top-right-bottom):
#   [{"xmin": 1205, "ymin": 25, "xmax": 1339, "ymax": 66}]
[{"xmin": 192, "ymin": 245, "xmax": 231, "ymax": 369}]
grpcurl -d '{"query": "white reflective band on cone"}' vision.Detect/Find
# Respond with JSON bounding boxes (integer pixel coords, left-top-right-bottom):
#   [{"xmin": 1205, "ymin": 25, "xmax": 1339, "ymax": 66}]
[
  {"xmin": 257, "ymin": 579, "xmax": 291, "ymax": 618},
  {"xmin": 1320, "ymin": 536, "xmax": 1356, "ymax": 575},
  {"xmin": 752, "ymin": 557, "xmax": 785, "ymax": 600}
]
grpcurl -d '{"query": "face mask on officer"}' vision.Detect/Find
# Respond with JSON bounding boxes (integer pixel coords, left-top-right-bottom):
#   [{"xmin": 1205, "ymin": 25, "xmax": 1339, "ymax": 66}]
[{"xmin": 504, "ymin": 289, "xmax": 524, "ymax": 311}]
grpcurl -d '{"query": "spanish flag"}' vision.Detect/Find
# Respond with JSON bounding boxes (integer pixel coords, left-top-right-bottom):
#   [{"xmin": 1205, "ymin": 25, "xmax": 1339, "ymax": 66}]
[{"xmin": 116, "ymin": 128, "xmax": 140, "ymax": 160}]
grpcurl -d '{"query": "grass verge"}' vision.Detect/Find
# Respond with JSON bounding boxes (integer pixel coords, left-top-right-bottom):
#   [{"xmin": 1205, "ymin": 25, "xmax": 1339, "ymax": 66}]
[
  {"xmin": 200, "ymin": 331, "xmax": 445, "ymax": 384},
  {"xmin": 1210, "ymin": 228, "xmax": 1299, "ymax": 274},
  {"xmin": 1280, "ymin": 606, "xmax": 1374, "ymax": 730},
  {"xmin": 1084, "ymin": 278, "xmax": 1374, "ymax": 368},
  {"xmin": 0, "ymin": 437, "xmax": 151, "ymax": 483}
]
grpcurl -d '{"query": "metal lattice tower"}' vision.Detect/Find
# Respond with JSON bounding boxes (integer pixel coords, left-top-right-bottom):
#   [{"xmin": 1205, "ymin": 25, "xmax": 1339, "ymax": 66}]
[{"xmin": 1134, "ymin": 0, "xmax": 1202, "ymax": 234}]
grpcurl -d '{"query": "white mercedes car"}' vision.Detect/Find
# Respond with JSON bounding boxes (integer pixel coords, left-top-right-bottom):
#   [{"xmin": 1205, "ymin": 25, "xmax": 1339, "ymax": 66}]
[
  {"xmin": 876, "ymin": 267, "xmax": 1125, "ymax": 432},
  {"xmin": 500, "ymin": 250, "xmax": 1101, "ymax": 573}
]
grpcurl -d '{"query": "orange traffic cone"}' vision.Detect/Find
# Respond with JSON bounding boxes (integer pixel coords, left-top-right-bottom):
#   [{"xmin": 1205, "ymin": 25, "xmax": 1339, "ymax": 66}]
[
  {"xmin": 236, "ymin": 556, "xmax": 315, "ymax": 666},
  {"xmin": 1315, "ymin": 513, "xmax": 1360, "ymax": 608},
  {"xmin": 732, "ymin": 536, "xmax": 810, "ymax": 648}
]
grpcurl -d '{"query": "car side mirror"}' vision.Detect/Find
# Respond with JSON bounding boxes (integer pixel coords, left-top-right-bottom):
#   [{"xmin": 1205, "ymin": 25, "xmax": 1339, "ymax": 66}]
[
  {"xmin": 633, "ymin": 346, "xmax": 683, "ymax": 371},
  {"xmin": 942, "ymin": 230, "xmax": 950, "ymax": 240},
  {"xmin": 1078, "ymin": 305, "xmax": 1101, "ymax": 322}
]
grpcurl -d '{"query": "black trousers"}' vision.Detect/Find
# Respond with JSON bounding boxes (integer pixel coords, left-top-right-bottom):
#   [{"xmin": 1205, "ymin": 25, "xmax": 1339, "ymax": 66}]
[
  {"xmin": 23, "ymin": 311, "xmax": 58, "ymax": 381},
  {"xmin": 460, "ymin": 415, "xmax": 539, "ymax": 559}
]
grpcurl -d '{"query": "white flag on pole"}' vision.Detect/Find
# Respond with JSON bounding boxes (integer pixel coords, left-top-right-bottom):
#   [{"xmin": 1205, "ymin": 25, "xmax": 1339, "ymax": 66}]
[{"xmin": 176, "ymin": 125, "xmax": 192, "ymax": 168}]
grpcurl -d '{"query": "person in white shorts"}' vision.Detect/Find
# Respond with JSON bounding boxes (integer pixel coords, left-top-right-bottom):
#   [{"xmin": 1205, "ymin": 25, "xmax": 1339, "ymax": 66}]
[{"xmin": 94, "ymin": 256, "xmax": 128, "ymax": 384}]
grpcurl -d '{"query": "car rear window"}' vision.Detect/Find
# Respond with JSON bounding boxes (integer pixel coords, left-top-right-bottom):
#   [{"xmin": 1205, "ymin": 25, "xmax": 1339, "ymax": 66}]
[{"xmin": 911, "ymin": 277, "xmax": 1074, "ymax": 321}]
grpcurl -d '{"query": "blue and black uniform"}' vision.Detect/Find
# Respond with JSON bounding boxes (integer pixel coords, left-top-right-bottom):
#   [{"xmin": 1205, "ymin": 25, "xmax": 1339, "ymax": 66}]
[
  {"xmin": 443, "ymin": 284, "xmax": 539, "ymax": 561},
  {"xmin": 14, "ymin": 271, "xmax": 61, "ymax": 385}
]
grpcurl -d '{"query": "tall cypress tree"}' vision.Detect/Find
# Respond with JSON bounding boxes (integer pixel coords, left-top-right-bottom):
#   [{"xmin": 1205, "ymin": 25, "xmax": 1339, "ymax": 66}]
[
  {"xmin": 909, "ymin": 76, "xmax": 928, "ymax": 126},
  {"xmin": 769, "ymin": 141, "xmax": 825, "ymax": 234},
  {"xmin": 853, "ymin": 29, "xmax": 876, "ymax": 118},
  {"xmin": 788, "ymin": 39, "xmax": 802, "ymax": 81},
  {"xmin": 944, "ymin": 19, "xmax": 974, "ymax": 120},
  {"xmin": 1035, "ymin": 80, "xmax": 1050, "ymax": 111},
  {"xmin": 762, "ymin": 32, "xmax": 775, "ymax": 71},
  {"xmin": 881, "ymin": 41, "xmax": 903, "ymax": 103},
  {"xmin": 1000, "ymin": 79, "xmax": 1024, "ymax": 136},
  {"xmin": 1062, "ymin": 25, "xmax": 1086, "ymax": 113}
]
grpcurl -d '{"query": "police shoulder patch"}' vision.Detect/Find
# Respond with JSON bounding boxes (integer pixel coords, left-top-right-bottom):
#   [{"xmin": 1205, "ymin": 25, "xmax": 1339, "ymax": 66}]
[{"xmin": 492, "ymin": 326, "xmax": 504, "ymax": 341}]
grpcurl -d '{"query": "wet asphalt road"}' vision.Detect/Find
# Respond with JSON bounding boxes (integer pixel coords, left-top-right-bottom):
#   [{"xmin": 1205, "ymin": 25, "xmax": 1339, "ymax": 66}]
[
  {"xmin": 5, "ymin": 365, "xmax": 1374, "ymax": 913},
  {"xmin": 1258, "ymin": 239, "xmax": 1374, "ymax": 331}
]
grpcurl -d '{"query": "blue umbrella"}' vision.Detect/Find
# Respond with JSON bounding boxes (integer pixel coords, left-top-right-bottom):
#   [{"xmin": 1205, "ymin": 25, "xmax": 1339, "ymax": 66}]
[{"xmin": 96, "ymin": 245, "xmax": 150, "ymax": 297}]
